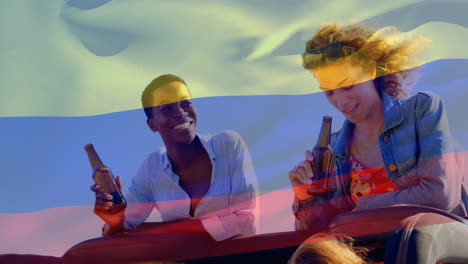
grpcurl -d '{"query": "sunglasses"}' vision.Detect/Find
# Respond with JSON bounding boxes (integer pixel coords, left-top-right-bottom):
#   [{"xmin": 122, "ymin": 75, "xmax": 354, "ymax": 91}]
[{"xmin": 302, "ymin": 41, "xmax": 346, "ymax": 67}]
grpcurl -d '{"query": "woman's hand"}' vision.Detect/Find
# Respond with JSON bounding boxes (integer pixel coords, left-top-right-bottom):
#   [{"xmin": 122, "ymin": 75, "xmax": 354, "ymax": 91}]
[{"xmin": 288, "ymin": 150, "xmax": 315, "ymax": 201}]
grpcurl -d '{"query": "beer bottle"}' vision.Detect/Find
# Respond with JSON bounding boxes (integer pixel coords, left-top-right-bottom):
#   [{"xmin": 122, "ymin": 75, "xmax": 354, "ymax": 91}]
[
  {"xmin": 85, "ymin": 144, "xmax": 127, "ymax": 213},
  {"xmin": 307, "ymin": 116, "xmax": 334, "ymax": 197}
]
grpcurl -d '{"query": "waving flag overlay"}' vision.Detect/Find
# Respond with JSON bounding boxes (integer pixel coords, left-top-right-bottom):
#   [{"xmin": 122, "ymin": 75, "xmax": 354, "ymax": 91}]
[{"xmin": 1, "ymin": 0, "xmax": 468, "ymax": 261}]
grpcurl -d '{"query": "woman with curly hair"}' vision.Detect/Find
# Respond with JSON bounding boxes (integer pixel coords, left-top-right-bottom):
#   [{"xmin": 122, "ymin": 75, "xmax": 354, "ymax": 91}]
[{"xmin": 288, "ymin": 22, "xmax": 468, "ymax": 231}]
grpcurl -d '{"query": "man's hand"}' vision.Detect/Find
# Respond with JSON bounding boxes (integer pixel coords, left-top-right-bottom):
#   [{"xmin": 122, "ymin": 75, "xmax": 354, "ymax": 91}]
[{"xmin": 90, "ymin": 175, "xmax": 126, "ymax": 234}]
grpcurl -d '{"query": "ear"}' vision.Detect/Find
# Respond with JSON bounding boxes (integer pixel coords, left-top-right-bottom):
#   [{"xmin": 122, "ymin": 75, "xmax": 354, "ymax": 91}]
[{"xmin": 147, "ymin": 118, "xmax": 158, "ymax": 132}]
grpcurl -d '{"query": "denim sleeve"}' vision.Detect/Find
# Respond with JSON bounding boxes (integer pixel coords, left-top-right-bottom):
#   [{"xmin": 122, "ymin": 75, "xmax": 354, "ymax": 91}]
[
  {"xmin": 357, "ymin": 92, "xmax": 463, "ymax": 212},
  {"xmin": 200, "ymin": 131, "xmax": 258, "ymax": 241}
]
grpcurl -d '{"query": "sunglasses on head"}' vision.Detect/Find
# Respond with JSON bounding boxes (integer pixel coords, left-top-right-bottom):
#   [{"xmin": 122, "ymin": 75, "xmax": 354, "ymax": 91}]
[{"xmin": 302, "ymin": 41, "xmax": 347, "ymax": 67}]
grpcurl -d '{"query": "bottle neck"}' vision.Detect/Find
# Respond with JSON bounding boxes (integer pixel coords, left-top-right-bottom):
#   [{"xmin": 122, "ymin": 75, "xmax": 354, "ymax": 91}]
[
  {"xmin": 316, "ymin": 116, "xmax": 332, "ymax": 147},
  {"xmin": 85, "ymin": 144, "xmax": 105, "ymax": 170}
]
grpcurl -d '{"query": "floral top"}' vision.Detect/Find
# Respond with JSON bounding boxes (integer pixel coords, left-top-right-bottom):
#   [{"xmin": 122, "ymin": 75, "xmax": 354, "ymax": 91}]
[{"xmin": 349, "ymin": 154, "xmax": 398, "ymax": 204}]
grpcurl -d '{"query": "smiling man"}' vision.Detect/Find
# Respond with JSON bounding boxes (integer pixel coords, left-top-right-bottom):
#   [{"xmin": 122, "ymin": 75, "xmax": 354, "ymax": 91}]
[{"xmin": 91, "ymin": 74, "xmax": 258, "ymax": 241}]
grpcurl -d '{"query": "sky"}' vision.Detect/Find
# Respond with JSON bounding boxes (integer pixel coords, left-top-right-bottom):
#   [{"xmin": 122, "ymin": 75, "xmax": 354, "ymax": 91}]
[{"xmin": 1, "ymin": 0, "xmax": 468, "ymax": 258}]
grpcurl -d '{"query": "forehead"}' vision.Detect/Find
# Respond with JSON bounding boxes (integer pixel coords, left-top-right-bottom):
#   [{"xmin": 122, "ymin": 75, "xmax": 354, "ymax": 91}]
[
  {"xmin": 150, "ymin": 81, "xmax": 192, "ymax": 107},
  {"xmin": 311, "ymin": 60, "xmax": 370, "ymax": 90}
]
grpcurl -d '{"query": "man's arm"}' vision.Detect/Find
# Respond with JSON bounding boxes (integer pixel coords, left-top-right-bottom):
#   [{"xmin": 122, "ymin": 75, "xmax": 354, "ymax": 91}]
[{"xmin": 201, "ymin": 131, "xmax": 258, "ymax": 241}]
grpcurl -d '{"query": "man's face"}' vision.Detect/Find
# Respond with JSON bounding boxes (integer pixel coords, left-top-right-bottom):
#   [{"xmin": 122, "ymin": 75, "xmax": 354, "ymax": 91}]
[{"xmin": 147, "ymin": 81, "xmax": 198, "ymax": 146}]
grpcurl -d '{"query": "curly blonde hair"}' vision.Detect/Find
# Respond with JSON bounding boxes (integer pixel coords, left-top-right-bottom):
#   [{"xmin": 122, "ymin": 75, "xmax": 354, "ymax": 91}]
[
  {"xmin": 288, "ymin": 233, "xmax": 367, "ymax": 264},
  {"xmin": 303, "ymin": 23, "xmax": 428, "ymax": 98}
]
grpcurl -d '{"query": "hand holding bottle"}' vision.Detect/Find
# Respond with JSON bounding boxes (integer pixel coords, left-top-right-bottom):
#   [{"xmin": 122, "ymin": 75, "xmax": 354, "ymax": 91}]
[
  {"xmin": 288, "ymin": 150, "xmax": 316, "ymax": 201},
  {"xmin": 90, "ymin": 175, "xmax": 126, "ymax": 229},
  {"xmin": 289, "ymin": 116, "xmax": 334, "ymax": 201},
  {"xmin": 85, "ymin": 144, "xmax": 127, "ymax": 235}
]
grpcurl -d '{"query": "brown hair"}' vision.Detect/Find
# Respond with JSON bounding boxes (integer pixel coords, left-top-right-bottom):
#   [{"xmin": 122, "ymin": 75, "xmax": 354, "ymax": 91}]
[
  {"xmin": 141, "ymin": 74, "xmax": 189, "ymax": 119},
  {"xmin": 288, "ymin": 233, "xmax": 367, "ymax": 264},
  {"xmin": 303, "ymin": 23, "xmax": 428, "ymax": 98}
]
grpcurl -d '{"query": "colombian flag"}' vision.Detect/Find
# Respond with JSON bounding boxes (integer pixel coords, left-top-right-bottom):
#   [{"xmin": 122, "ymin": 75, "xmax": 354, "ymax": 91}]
[{"xmin": 1, "ymin": 0, "xmax": 468, "ymax": 263}]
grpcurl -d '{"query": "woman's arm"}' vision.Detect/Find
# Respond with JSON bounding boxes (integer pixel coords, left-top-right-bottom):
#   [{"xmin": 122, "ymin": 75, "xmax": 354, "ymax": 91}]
[
  {"xmin": 356, "ymin": 92, "xmax": 463, "ymax": 212},
  {"xmin": 293, "ymin": 196, "xmax": 334, "ymax": 231}
]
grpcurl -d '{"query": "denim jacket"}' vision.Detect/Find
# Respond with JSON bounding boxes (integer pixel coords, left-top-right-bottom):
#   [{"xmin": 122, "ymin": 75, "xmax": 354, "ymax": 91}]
[{"xmin": 294, "ymin": 91, "xmax": 468, "ymax": 231}]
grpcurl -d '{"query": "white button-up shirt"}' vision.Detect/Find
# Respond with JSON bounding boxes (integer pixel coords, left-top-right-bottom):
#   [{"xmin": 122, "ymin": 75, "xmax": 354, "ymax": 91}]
[{"xmin": 124, "ymin": 131, "xmax": 258, "ymax": 241}]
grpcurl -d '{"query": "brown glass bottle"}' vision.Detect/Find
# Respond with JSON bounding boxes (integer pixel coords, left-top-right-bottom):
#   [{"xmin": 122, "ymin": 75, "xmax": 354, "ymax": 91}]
[
  {"xmin": 307, "ymin": 116, "xmax": 334, "ymax": 197},
  {"xmin": 85, "ymin": 144, "xmax": 127, "ymax": 214}
]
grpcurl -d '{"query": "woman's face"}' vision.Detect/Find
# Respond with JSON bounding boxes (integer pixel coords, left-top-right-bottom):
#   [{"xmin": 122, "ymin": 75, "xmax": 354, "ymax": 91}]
[{"xmin": 311, "ymin": 59, "xmax": 381, "ymax": 124}]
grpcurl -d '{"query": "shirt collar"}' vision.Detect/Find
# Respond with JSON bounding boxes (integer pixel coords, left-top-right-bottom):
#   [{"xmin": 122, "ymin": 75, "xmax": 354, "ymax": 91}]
[{"xmin": 160, "ymin": 134, "xmax": 217, "ymax": 171}]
